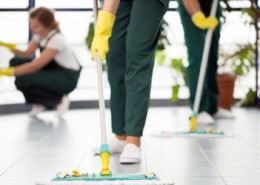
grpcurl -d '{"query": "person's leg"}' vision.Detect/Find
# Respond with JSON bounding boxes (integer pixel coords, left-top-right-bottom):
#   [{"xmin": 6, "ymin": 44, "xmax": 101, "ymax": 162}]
[
  {"xmin": 21, "ymin": 86, "xmax": 62, "ymax": 109},
  {"xmin": 178, "ymin": 1, "xmax": 211, "ymax": 113},
  {"xmin": 56, "ymin": 68, "xmax": 81, "ymax": 117},
  {"xmin": 125, "ymin": 0, "xmax": 169, "ymax": 143},
  {"xmin": 10, "ymin": 57, "xmax": 59, "ymax": 109},
  {"xmin": 15, "ymin": 69, "xmax": 77, "ymax": 109},
  {"xmin": 106, "ymin": 0, "xmax": 132, "ymax": 137}
]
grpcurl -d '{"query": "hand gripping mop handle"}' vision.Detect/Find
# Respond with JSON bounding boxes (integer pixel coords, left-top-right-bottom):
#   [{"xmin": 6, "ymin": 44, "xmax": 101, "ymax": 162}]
[
  {"xmin": 191, "ymin": 0, "xmax": 219, "ymax": 131},
  {"xmin": 93, "ymin": 0, "xmax": 111, "ymax": 176}
]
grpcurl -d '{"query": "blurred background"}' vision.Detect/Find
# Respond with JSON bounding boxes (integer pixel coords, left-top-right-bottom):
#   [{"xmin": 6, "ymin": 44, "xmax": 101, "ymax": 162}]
[{"xmin": 0, "ymin": 0, "xmax": 259, "ymax": 109}]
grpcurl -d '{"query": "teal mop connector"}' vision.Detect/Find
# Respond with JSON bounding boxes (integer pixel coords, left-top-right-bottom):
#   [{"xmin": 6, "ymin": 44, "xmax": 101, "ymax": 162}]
[
  {"xmin": 100, "ymin": 144, "xmax": 110, "ymax": 155},
  {"xmin": 191, "ymin": 112, "xmax": 198, "ymax": 118}
]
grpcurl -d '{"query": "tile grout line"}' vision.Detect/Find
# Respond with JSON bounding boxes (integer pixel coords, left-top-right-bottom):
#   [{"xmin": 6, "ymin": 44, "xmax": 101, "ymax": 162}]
[
  {"xmin": 237, "ymin": 135, "xmax": 260, "ymax": 153},
  {"xmin": 142, "ymin": 138, "xmax": 153, "ymax": 174},
  {"xmin": 0, "ymin": 131, "xmax": 53, "ymax": 177},
  {"xmin": 76, "ymin": 143, "xmax": 94, "ymax": 170},
  {"xmin": 194, "ymin": 140, "xmax": 228, "ymax": 185}
]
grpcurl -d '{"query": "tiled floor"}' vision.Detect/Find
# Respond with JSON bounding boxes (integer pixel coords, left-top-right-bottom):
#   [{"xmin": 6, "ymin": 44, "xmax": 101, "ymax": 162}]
[{"xmin": 0, "ymin": 107, "xmax": 260, "ymax": 185}]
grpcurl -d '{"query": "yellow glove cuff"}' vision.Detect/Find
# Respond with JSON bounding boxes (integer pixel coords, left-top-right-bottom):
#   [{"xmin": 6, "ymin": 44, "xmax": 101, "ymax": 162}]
[
  {"xmin": 0, "ymin": 67, "xmax": 15, "ymax": 76},
  {"xmin": 0, "ymin": 41, "xmax": 16, "ymax": 50},
  {"xmin": 97, "ymin": 10, "xmax": 116, "ymax": 31}
]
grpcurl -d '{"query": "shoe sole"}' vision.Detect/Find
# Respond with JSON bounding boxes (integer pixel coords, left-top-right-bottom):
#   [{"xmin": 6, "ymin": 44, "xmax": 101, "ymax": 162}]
[
  {"xmin": 119, "ymin": 157, "xmax": 141, "ymax": 164},
  {"xmin": 213, "ymin": 116, "xmax": 235, "ymax": 119}
]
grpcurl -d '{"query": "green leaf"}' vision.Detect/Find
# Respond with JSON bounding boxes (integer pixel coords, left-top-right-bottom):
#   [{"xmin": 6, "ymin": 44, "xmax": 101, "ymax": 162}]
[
  {"xmin": 171, "ymin": 85, "xmax": 180, "ymax": 102},
  {"xmin": 235, "ymin": 66, "xmax": 244, "ymax": 75},
  {"xmin": 85, "ymin": 22, "xmax": 95, "ymax": 50},
  {"xmin": 225, "ymin": 44, "xmax": 255, "ymax": 76},
  {"xmin": 240, "ymin": 88, "xmax": 257, "ymax": 107},
  {"xmin": 171, "ymin": 59, "xmax": 183, "ymax": 71},
  {"xmin": 156, "ymin": 51, "xmax": 166, "ymax": 65}
]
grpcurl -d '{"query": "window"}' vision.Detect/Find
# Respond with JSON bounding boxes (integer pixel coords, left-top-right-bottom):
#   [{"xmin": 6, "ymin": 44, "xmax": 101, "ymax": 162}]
[
  {"xmin": 35, "ymin": 0, "xmax": 92, "ymax": 9},
  {"xmin": 0, "ymin": 0, "xmax": 259, "ymax": 105},
  {"xmin": 0, "ymin": 0, "xmax": 28, "ymax": 8}
]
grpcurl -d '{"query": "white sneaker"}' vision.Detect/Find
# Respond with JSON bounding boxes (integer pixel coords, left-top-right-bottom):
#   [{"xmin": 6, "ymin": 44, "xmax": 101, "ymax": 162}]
[
  {"xmin": 29, "ymin": 104, "xmax": 45, "ymax": 117},
  {"xmin": 92, "ymin": 137, "xmax": 126, "ymax": 155},
  {"xmin": 119, "ymin": 143, "xmax": 141, "ymax": 164},
  {"xmin": 56, "ymin": 96, "xmax": 70, "ymax": 118},
  {"xmin": 197, "ymin": 112, "xmax": 215, "ymax": 124},
  {"xmin": 213, "ymin": 108, "xmax": 235, "ymax": 119}
]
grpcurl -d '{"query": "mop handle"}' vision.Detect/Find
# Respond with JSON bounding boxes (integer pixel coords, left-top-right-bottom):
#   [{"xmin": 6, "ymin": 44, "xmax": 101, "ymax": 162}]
[
  {"xmin": 93, "ymin": 0, "xmax": 107, "ymax": 145},
  {"xmin": 193, "ymin": 0, "xmax": 219, "ymax": 114}
]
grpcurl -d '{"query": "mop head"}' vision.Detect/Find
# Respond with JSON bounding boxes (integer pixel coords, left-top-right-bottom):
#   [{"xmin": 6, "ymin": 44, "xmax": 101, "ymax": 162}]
[
  {"xmin": 152, "ymin": 127, "xmax": 234, "ymax": 138},
  {"xmin": 36, "ymin": 172, "xmax": 174, "ymax": 185}
]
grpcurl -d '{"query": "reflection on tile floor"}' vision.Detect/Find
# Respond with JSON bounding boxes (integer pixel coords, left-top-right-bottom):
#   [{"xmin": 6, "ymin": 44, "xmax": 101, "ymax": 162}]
[{"xmin": 0, "ymin": 107, "xmax": 260, "ymax": 185}]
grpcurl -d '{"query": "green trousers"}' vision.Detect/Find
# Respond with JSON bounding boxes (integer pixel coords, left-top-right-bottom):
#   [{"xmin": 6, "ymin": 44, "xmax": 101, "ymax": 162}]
[
  {"xmin": 10, "ymin": 56, "xmax": 81, "ymax": 109},
  {"xmin": 178, "ymin": 0, "xmax": 222, "ymax": 114},
  {"xmin": 106, "ymin": 0, "xmax": 169, "ymax": 137}
]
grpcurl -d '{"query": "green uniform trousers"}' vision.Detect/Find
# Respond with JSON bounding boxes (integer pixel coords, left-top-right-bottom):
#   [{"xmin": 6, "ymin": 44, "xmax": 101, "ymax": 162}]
[
  {"xmin": 106, "ymin": 0, "xmax": 169, "ymax": 137},
  {"xmin": 178, "ymin": 0, "xmax": 222, "ymax": 114},
  {"xmin": 10, "ymin": 56, "xmax": 81, "ymax": 109}
]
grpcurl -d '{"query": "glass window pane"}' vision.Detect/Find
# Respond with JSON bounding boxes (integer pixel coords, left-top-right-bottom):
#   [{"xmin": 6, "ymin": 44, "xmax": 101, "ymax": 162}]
[
  {"xmin": 0, "ymin": 12, "xmax": 29, "ymax": 43},
  {"xmin": 35, "ymin": 0, "xmax": 92, "ymax": 9},
  {"xmin": 0, "ymin": 0, "xmax": 28, "ymax": 8},
  {"xmin": 227, "ymin": 0, "xmax": 251, "ymax": 8},
  {"xmin": 55, "ymin": 12, "xmax": 92, "ymax": 44}
]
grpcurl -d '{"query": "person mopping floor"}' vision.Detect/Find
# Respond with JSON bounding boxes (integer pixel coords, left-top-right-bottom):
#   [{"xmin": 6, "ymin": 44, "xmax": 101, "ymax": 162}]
[
  {"xmin": 35, "ymin": 0, "xmax": 174, "ymax": 184},
  {"xmin": 178, "ymin": 0, "xmax": 235, "ymax": 124},
  {"xmin": 0, "ymin": 7, "xmax": 81, "ymax": 118},
  {"xmin": 91, "ymin": 0, "xmax": 170, "ymax": 164}
]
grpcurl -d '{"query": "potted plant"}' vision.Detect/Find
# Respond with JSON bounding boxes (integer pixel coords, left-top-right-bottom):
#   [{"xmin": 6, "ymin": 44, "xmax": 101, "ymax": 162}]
[
  {"xmin": 218, "ymin": 44, "xmax": 254, "ymax": 109},
  {"xmin": 240, "ymin": 0, "xmax": 260, "ymax": 107},
  {"xmin": 220, "ymin": 0, "xmax": 260, "ymax": 108}
]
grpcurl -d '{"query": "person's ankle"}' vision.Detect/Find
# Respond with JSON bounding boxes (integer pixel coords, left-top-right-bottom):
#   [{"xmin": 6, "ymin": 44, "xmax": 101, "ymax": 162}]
[
  {"xmin": 126, "ymin": 136, "xmax": 141, "ymax": 147},
  {"xmin": 116, "ymin": 134, "xmax": 127, "ymax": 141}
]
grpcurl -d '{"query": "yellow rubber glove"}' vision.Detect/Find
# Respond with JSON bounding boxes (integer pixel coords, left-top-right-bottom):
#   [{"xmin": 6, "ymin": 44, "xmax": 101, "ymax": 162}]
[
  {"xmin": 205, "ymin": 16, "xmax": 219, "ymax": 30},
  {"xmin": 192, "ymin": 11, "xmax": 219, "ymax": 30},
  {"xmin": 0, "ymin": 41, "xmax": 16, "ymax": 50},
  {"xmin": 0, "ymin": 67, "xmax": 15, "ymax": 76},
  {"xmin": 91, "ymin": 10, "xmax": 116, "ymax": 61}
]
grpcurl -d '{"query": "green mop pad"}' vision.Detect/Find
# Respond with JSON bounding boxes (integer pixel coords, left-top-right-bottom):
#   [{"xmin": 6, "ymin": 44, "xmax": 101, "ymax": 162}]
[
  {"xmin": 36, "ymin": 172, "xmax": 174, "ymax": 185},
  {"xmin": 152, "ymin": 129, "xmax": 234, "ymax": 138}
]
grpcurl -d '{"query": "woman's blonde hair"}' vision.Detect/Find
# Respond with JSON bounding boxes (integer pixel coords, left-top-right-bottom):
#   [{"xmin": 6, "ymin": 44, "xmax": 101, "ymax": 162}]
[{"xmin": 29, "ymin": 7, "xmax": 60, "ymax": 32}]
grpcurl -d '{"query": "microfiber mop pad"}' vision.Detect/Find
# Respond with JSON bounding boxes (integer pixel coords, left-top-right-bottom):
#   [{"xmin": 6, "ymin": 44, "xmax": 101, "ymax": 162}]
[{"xmin": 36, "ymin": 172, "xmax": 174, "ymax": 185}]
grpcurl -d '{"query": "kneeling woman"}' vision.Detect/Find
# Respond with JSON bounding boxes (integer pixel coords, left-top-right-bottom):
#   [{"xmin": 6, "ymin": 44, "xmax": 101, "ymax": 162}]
[{"xmin": 0, "ymin": 7, "xmax": 81, "ymax": 117}]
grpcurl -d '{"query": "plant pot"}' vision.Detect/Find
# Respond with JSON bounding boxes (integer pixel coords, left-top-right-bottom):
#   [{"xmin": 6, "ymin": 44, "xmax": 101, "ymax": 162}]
[{"xmin": 217, "ymin": 74, "xmax": 236, "ymax": 110}]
